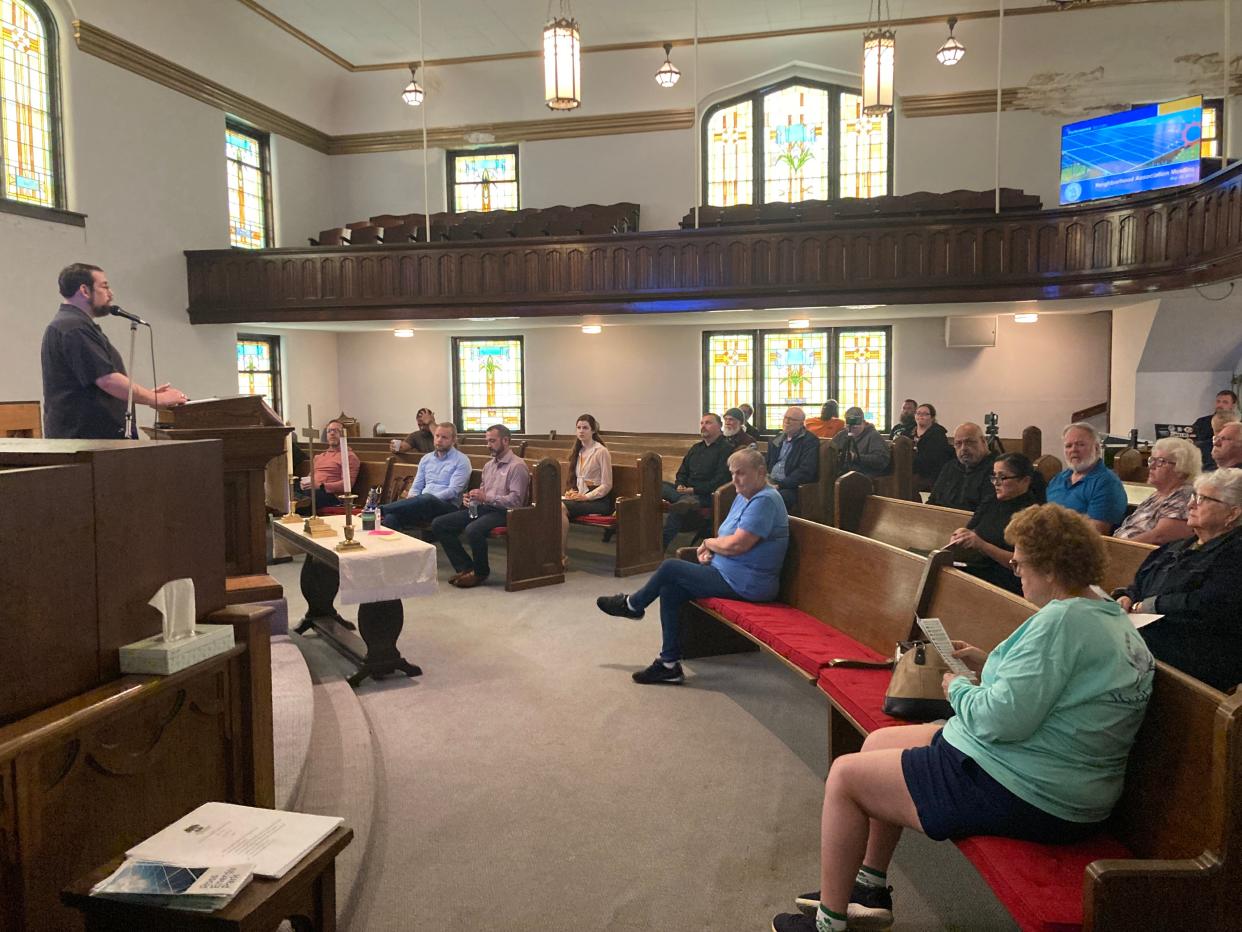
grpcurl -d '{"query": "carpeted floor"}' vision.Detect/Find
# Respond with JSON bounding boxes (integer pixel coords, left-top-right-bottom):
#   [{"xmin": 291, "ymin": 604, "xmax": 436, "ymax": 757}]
[{"xmin": 272, "ymin": 528, "xmax": 1016, "ymax": 931}]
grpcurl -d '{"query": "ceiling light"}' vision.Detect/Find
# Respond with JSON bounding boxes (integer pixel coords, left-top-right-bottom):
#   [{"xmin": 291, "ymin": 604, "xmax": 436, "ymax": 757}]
[
  {"xmin": 654, "ymin": 42, "xmax": 680, "ymax": 88},
  {"xmin": 862, "ymin": 2, "xmax": 895, "ymax": 117},
  {"xmin": 581, "ymin": 324, "xmax": 602, "ymax": 334},
  {"xmin": 1014, "ymin": 313, "xmax": 1039, "ymax": 324},
  {"xmin": 543, "ymin": 3, "xmax": 581, "ymax": 111},
  {"xmin": 936, "ymin": 17, "xmax": 965, "ymax": 66},
  {"xmin": 401, "ymin": 65, "xmax": 424, "ymax": 106},
  {"xmin": 393, "ymin": 328, "xmax": 415, "ymax": 338},
  {"xmin": 788, "ymin": 318, "xmax": 810, "ymax": 329},
  {"xmin": 843, "ymin": 304, "xmax": 883, "ymax": 310}
]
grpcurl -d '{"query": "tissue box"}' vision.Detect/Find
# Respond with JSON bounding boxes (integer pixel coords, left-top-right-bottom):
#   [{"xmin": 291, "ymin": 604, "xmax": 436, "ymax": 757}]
[{"xmin": 119, "ymin": 625, "xmax": 236, "ymax": 675}]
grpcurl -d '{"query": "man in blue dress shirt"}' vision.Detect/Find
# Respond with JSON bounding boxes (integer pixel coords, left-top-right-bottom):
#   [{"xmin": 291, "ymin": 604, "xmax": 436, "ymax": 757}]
[
  {"xmin": 1046, "ymin": 422, "xmax": 1127, "ymax": 533},
  {"xmin": 380, "ymin": 422, "xmax": 471, "ymax": 533}
]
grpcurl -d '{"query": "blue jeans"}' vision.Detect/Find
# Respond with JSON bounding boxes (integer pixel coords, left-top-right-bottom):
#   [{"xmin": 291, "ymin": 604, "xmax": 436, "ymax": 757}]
[
  {"xmin": 629, "ymin": 559, "xmax": 740, "ymax": 662},
  {"xmin": 381, "ymin": 493, "xmax": 457, "ymax": 532}
]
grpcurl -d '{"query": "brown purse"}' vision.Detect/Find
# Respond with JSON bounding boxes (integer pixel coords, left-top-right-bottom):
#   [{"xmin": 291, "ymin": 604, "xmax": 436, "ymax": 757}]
[{"xmin": 828, "ymin": 640, "xmax": 954, "ymax": 722}]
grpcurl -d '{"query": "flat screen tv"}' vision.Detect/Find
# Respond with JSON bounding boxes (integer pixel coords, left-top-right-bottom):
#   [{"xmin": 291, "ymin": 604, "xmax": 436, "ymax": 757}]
[{"xmin": 1059, "ymin": 95, "xmax": 1203, "ymax": 205}]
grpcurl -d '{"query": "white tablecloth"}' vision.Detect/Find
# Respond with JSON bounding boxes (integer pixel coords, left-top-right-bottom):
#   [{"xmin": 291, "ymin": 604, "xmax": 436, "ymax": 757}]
[{"xmin": 274, "ymin": 515, "xmax": 438, "ymax": 606}]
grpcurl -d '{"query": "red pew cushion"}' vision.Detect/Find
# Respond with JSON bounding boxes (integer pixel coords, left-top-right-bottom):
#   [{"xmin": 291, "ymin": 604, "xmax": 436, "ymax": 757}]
[
  {"xmin": 573, "ymin": 514, "xmax": 617, "ymax": 527},
  {"xmin": 489, "ymin": 526, "xmax": 507, "ymax": 538},
  {"xmin": 816, "ymin": 664, "xmax": 906, "ymax": 733},
  {"xmin": 954, "ymin": 834, "xmax": 1133, "ymax": 932}
]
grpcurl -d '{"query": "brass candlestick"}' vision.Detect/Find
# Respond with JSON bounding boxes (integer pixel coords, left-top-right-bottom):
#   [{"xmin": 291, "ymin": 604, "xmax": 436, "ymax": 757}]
[
  {"xmin": 301, "ymin": 404, "xmax": 335, "ymax": 538},
  {"xmin": 335, "ymin": 495, "xmax": 364, "ymax": 551},
  {"xmin": 279, "ymin": 474, "xmax": 302, "ymax": 524}
]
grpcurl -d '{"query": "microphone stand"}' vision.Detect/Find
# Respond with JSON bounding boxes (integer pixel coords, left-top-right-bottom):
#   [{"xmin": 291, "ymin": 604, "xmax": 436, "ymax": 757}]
[{"xmin": 122, "ymin": 319, "xmax": 139, "ymax": 440}]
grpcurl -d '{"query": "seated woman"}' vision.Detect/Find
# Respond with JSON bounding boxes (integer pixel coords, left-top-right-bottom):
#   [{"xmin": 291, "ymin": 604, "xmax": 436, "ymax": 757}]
[
  {"xmin": 595, "ymin": 448, "xmax": 788, "ymax": 684},
  {"xmin": 910, "ymin": 403, "xmax": 954, "ymax": 493},
  {"xmin": 1113, "ymin": 436, "xmax": 1198, "ymax": 544},
  {"xmin": 773, "ymin": 504, "xmax": 1154, "ymax": 932},
  {"xmin": 560, "ymin": 414, "xmax": 614, "ymax": 565},
  {"xmin": 1116, "ymin": 467, "xmax": 1242, "ymax": 692},
  {"xmin": 946, "ymin": 452, "xmax": 1039, "ymax": 595}
]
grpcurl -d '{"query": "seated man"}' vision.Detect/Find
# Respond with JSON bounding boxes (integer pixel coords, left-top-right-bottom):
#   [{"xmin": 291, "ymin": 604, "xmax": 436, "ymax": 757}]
[
  {"xmin": 379, "ymin": 421, "xmax": 470, "ymax": 534},
  {"xmin": 929, "ymin": 422, "xmax": 996, "ymax": 512},
  {"xmin": 889, "ymin": 398, "xmax": 917, "ymax": 439},
  {"xmin": 738, "ymin": 403, "xmax": 763, "ymax": 442},
  {"xmin": 297, "ymin": 419, "xmax": 360, "ymax": 513},
  {"xmin": 1212, "ymin": 420, "xmax": 1242, "ymax": 470},
  {"xmin": 596, "ymin": 448, "xmax": 789, "ymax": 684},
  {"xmin": 829, "ymin": 406, "xmax": 890, "ymax": 477},
  {"xmin": 721, "ymin": 408, "xmax": 753, "ymax": 448},
  {"xmin": 1191, "ymin": 390, "xmax": 1238, "ymax": 469},
  {"xmin": 430, "ymin": 424, "xmax": 531, "ymax": 588},
  {"xmin": 766, "ymin": 406, "xmax": 820, "ymax": 510},
  {"xmin": 390, "ymin": 407, "xmax": 437, "ymax": 454},
  {"xmin": 661, "ymin": 413, "xmax": 733, "ymax": 550},
  {"xmin": 805, "ymin": 400, "xmax": 845, "ymax": 439},
  {"xmin": 1047, "ymin": 422, "xmax": 1127, "ymax": 533}
]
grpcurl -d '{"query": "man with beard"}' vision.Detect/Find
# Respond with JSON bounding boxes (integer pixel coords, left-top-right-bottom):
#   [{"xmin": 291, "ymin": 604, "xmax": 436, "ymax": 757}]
[
  {"xmin": 1047, "ymin": 422, "xmax": 1127, "ymax": 533},
  {"xmin": 929, "ymin": 422, "xmax": 997, "ymax": 512},
  {"xmin": 391, "ymin": 407, "xmax": 438, "ymax": 453},
  {"xmin": 889, "ymin": 398, "xmax": 917, "ymax": 439},
  {"xmin": 722, "ymin": 408, "xmax": 753, "ymax": 449},
  {"xmin": 661, "ymin": 413, "xmax": 733, "ymax": 550}
]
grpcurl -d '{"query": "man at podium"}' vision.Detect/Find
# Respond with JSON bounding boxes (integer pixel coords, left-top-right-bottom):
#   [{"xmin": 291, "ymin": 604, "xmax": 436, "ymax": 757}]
[{"xmin": 41, "ymin": 263, "xmax": 189, "ymax": 438}]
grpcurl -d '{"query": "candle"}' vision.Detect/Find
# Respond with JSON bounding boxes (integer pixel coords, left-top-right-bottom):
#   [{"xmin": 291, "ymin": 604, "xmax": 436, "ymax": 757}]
[
  {"xmin": 339, "ymin": 430, "xmax": 351, "ymax": 495},
  {"xmin": 285, "ymin": 424, "xmax": 294, "ymax": 478}
]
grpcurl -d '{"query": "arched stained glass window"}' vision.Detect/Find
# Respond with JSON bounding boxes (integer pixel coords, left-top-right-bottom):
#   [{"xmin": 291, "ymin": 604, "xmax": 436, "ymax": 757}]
[
  {"xmin": 703, "ymin": 78, "xmax": 890, "ymax": 207},
  {"xmin": 1, "ymin": 0, "xmax": 61, "ymax": 208}
]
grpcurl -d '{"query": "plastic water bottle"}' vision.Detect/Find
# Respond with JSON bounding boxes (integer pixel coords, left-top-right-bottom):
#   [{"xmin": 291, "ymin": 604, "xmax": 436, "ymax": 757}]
[{"xmin": 468, "ymin": 498, "xmax": 479, "ymax": 520}]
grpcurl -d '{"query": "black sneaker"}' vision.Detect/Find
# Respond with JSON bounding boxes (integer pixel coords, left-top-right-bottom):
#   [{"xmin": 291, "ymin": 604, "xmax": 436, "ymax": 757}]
[
  {"xmin": 771, "ymin": 913, "xmax": 816, "ymax": 932},
  {"xmin": 596, "ymin": 593, "xmax": 644, "ymax": 619},
  {"xmin": 795, "ymin": 883, "xmax": 893, "ymax": 928},
  {"xmin": 631, "ymin": 659, "xmax": 685, "ymax": 684}
]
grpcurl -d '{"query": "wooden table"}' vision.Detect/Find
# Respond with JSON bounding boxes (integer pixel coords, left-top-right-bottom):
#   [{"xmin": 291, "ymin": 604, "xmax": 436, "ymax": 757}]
[
  {"xmin": 273, "ymin": 515, "xmax": 435, "ymax": 687},
  {"xmin": 62, "ymin": 825, "xmax": 353, "ymax": 932}
]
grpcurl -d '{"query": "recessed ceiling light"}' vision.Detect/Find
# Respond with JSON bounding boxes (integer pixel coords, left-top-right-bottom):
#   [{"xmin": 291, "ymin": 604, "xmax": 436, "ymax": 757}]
[
  {"xmin": 581, "ymin": 324, "xmax": 602, "ymax": 334},
  {"xmin": 1014, "ymin": 313, "xmax": 1039, "ymax": 324},
  {"xmin": 393, "ymin": 328, "xmax": 415, "ymax": 338},
  {"xmin": 842, "ymin": 304, "xmax": 883, "ymax": 310},
  {"xmin": 788, "ymin": 319, "xmax": 810, "ymax": 329}
]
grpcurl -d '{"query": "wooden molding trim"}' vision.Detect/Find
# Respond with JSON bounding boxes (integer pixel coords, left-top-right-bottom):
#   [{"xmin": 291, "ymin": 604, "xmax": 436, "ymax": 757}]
[
  {"xmin": 235, "ymin": 0, "xmax": 1182, "ymax": 73},
  {"xmin": 902, "ymin": 88, "xmax": 1024, "ymax": 118},
  {"xmin": 328, "ymin": 109, "xmax": 694, "ymax": 155},
  {"xmin": 72, "ymin": 20, "xmax": 332, "ymax": 153}
]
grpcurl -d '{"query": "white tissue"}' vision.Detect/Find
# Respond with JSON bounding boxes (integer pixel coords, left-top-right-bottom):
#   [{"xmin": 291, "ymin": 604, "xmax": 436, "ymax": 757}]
[{"xmin": 149, "ymin": 578, "xmax": 197, "ymax": 642}]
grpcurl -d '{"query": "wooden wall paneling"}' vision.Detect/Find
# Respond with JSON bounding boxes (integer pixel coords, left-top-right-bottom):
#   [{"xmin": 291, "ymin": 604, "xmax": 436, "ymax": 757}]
[
  {"xmin": 981, "ymin": 228, "xmax": 1003, "ymax": 275},
  {"xmin": 1091, "ymin": 219, "xmax": 1113, "ymax": 269},
  {"xmin": 1118, "ymin": 215, "xmax": 1138, "ymax": 267},
  {"xmin": 1167, "ymin": 205, "xmax": 1187, "ymax": 260},
  {"xmin": 874, "ymin": 233, "xmax": 897, "ymax": 280}
]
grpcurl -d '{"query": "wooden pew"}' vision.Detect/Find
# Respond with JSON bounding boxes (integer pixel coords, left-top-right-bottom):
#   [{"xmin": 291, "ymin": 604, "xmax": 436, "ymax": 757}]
[
  {"xmin": 566, "ymin": 452, "xmax": 664, "ymax": 576},
  {"xmin": 872, "ymin": 434, "xmax": 914, "ymax": 501},
  {"xmin": 0, "ymin": 400, "xmax": 41, "ymax": 437},
  {"xmin": 713, "ymin": 440, "xmax": 839, "ymax": 528},
  {"xmin": 380, "ymin": 454, "xmax": 564, "ymax": 591}
]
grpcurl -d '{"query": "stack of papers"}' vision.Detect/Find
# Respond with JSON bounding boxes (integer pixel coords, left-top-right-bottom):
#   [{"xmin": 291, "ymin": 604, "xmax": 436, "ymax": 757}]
[
  {"xmin": 91, "ymin": 861, "xmax": 253, "ymax": 913},
  {"xmin": 126, "ymin": 802, "xmax": 344, "ymax": 880}
]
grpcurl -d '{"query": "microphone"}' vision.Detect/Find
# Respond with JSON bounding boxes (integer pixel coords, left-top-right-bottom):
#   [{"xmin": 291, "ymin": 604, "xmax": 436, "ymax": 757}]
[{"xmin": 107, "ymin": 305, "xmax": 149, "ymax": 326}]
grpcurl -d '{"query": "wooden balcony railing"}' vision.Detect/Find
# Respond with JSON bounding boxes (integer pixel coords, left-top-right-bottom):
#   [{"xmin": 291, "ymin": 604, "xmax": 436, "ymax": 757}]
[{"xmin": 185, "ymin": 162, "xmax": 1242, "ymax": 324}]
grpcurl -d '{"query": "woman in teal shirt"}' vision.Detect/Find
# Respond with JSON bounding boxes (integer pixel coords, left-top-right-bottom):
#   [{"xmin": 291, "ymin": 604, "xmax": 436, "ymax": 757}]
[{"xmin": 773, "ymin": 504, "xmax": 1155, "ymax": 932}]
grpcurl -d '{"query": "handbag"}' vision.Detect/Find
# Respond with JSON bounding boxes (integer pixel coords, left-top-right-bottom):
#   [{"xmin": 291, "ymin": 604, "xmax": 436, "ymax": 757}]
[{"xmin": 829, "ymin": 640, "xmax": 954, "ymax": 722}]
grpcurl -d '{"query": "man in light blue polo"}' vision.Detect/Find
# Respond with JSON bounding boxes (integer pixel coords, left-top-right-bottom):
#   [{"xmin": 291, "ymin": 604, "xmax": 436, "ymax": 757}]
[
  {"xmin": 1047, "ymin": 422, "xmax": 1127, "ymax": 533},
  {"xmin": 380, "ymin": 421, "xmax": 471, "ymax": 534}
]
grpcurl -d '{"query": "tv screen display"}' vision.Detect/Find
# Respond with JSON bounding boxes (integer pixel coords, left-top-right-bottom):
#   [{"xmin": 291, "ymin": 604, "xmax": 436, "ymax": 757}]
[{"xmin": 1059, "ymin": 96, "xmax": 1203, "ymax": 205}]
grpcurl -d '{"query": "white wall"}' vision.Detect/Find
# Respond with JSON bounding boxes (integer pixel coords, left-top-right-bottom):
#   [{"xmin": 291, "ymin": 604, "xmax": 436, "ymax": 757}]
[{"xmin": 1109, "ymin": 299, "xmax": 1160, "ymax": 436}]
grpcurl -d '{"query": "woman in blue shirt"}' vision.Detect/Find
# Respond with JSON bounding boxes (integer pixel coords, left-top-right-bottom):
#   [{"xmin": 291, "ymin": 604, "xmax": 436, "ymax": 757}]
[
  {"xmin": 596, "ymin": 447, "xmax": 789, "ymax": 685},
  {"xmin": 774, "ymin": 504, "xmax": 1154, "ymax": 932}
]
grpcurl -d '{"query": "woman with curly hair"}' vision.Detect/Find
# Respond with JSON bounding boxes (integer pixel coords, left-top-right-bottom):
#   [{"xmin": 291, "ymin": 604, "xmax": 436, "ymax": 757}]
[{"xmin": 773, "ymin": 504, "xmax": 1155, "ymax": 932}]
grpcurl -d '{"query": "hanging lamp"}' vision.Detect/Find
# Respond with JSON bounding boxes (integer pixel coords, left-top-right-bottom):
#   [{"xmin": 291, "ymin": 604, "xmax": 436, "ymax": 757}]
[
  {"xmin": 401, "ymin": 64, "xmax": 424, "ymax": 106},
  {"xmin": 936, "ymin": 17, "xmax": 965, "ymax": 66},
  {"xmin": 862, "ymin": 1, "xmax": 895, "ymax": 117},
  {"xmin": 654, "ymin": 42, "xmax": 681, "ymax": 88},
  {"xmin": 543, "ymin": 1, "xmax": 581, "ymax": 110}
]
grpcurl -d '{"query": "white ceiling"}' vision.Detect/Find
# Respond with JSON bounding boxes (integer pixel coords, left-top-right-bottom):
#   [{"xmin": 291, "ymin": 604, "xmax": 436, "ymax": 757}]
[{"xmin": 253, "ymin": 0, "xmax": 1032, "ymax": 66}]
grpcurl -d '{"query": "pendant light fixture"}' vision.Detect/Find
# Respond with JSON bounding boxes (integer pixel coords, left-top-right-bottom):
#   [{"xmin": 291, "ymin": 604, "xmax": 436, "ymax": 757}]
[
  {"xmin": 401, "ymin": 64, "xmax": 424, "ymax": 106},
  {"xmin": 654, "ymin": 42, "xmax": 681, "ymax": 88},
  {"xmin": 936, "ymin": 17, "xmax": 965, "ymax": 66},
  {"xmin": 862, "ymin": 0, "xmax": 895, "ymax": 117},
  {"xmin": 543, "ymin": 0, "xmax": 581, "ymax": 110}
]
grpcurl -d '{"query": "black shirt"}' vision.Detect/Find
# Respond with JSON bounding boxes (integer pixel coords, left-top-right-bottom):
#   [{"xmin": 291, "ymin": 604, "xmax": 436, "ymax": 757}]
[
  {"xmin": 957, "ymin": 491, "xmax": 1039, "ymax": 595},
  {"xmin": 911, "ymin": 422, "xmax": 955, "ymax": 485},
  {"xmin": 928, "ymin": 454, "xmax": 998, "ymax": 512},
  {"xmin": 41, "ymin": 304, "xmax": 127, "ymax": 439},
  {"xmin": 675, "ymin": 437, "xmax": 733, "ymax": 496},
  {"xmin": 1191, "ymin": 413, "xmax": 1217, "ymax": 469}
]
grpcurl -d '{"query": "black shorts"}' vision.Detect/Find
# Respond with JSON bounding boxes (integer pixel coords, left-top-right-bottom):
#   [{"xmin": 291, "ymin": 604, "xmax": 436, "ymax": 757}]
[{"xmin": 901, "ymin": 730, "xmax": 1104, "ymax": 843}]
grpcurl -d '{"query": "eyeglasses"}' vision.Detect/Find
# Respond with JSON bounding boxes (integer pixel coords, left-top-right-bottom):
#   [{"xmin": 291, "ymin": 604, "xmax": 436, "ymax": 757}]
[
  {"xmin": 1147, "ymin": 457, "xmax": 1174, "ymax": 468},
  {"xmin": 1190, "ymin": 491, "xmax": 1230, "ymax": 507},
  {"xmin": 991, "ymin": 473, "xmax": 1020, "ymax": 484},
  {"xmin": 1007, "ymin": 558, "xmax": 1025, "ymax": 573}
]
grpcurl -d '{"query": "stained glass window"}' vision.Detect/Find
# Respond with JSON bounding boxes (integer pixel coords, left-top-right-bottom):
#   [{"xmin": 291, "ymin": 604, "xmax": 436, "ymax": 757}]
[
  {"xmin": 1, "ymin": 0, "xmax": 59, "ymax": 207},
  {"xmin": 764, "ymin": 85, "xmax": 830, "ymax": 204},
  {"xmin": 1202, "ymin": 99, "xmax": 1221, "ymax": 159},
  {"xmin": 702, "ymin": 79, "xmax": 891, "ymax": 207},
  {"xmin": 448, "ymin": 146, "xmax": 518, "ymax": 213},
  {"xmin": 706, "ymin": 99, "xmax": 753, "ymax": 207},
  {"xmin": 836, "ymin": 329, "xmax": 889, "ymax": 431},
  {"xmin": 236, "ymin": 335, "xmax": 281, "ymax": 414},
  {"xmin": 761, "ymin": 331, "xmax": 829, "ymax": 431},
  {"xmin": 838, "ymin": 92, "xmax": 890, "ymax": 199},
  {"xmin": 226, "ymin": 122, "xmax": 270, "ymax": 248},
  {"xmin": 705, "ymin": 333, "xmax": 755, "ymax": 417},
  {"xmin": 453, "ymin": 337, "xmax": 524, "ymax": 431}
]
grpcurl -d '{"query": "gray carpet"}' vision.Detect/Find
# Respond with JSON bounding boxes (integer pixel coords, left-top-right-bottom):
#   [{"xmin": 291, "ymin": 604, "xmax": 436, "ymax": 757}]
[{"xmin": 271, "ymin": 528, "xmax": 1016, "ymax": 931}]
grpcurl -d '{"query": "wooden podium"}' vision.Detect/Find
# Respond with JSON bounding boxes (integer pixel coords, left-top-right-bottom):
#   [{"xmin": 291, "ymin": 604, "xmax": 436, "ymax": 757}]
[{"xmin": 151, "ymin": 396, "xmax": 291, "ymax": 602}]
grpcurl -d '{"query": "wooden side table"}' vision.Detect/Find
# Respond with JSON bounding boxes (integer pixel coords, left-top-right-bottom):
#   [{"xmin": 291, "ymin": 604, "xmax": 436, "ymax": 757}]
[{"xmin": 62, "ymin": 825, "xmax": 353, "ymax": 932}]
